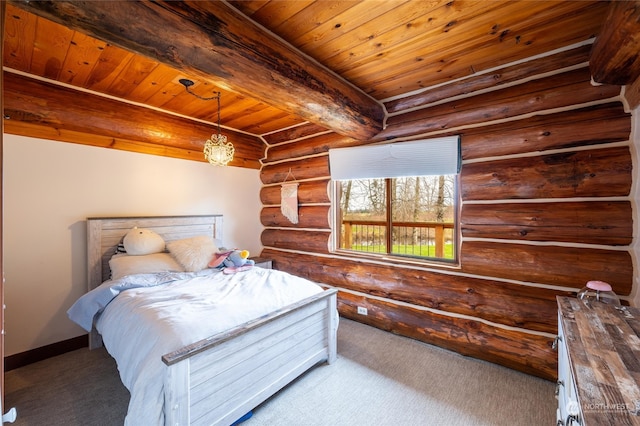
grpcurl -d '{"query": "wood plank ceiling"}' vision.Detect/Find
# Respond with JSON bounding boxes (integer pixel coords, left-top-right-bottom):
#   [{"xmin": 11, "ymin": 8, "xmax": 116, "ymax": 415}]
[{"xmin": 3, "ymin": 0, "xmax": 609, "ymax": 161}]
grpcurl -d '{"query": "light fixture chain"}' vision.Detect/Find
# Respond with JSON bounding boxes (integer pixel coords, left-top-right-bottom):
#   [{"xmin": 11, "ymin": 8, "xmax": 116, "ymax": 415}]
[
  {"xmin": 179, "ymin": 78, "xmax": 233, "ymax": 166},
  {"xmin": 185, "ymin": 86, "xmax": 221, "ymax": 102}
]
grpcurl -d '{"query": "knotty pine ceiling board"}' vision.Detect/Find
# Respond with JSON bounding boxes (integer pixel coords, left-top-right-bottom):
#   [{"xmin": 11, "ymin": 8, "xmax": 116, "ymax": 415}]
[
  {"xmin": 2, "ymin": 2, "xmax": 303, "ymax": 136},
  {"xmin": 3, "ymin": 0, "xmax": 610, "ymax": 145}
]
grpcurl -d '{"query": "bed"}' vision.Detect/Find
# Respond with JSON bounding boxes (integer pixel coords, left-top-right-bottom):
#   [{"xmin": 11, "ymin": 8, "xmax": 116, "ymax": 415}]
[{"xmin": 69, "ymin": 215, "xmax": 338, "ymax": 425}]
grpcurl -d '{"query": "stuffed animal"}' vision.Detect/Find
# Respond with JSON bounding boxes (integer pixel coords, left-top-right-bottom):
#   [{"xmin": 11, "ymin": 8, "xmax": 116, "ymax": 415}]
[
  {"xmin": 208, "ymin": 249, "xmax": 255, "ymax": 274},
  {"xmin": 223, "ymin": 250, "xmax": 254, "ymax": 268},
  {"xmin": 122, "ymin": 227, "xmax": 165, "ymax": 255}
]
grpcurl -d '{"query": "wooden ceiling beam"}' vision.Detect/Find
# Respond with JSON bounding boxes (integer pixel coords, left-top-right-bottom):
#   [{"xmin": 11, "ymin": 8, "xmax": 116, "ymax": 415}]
[
  {"xmin": 590, "ymin": 0, "xmax": 640, "ymax": 85},
  {"xmin": 7, "ymin": 0, "xmax": 384, "ymax": 141}
]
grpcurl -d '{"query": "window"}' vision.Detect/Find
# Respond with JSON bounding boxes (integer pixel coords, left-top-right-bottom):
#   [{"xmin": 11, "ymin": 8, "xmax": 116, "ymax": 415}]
[{"xmin": 329, "ymin": 136, "xmax": 459, "ymax": 264}]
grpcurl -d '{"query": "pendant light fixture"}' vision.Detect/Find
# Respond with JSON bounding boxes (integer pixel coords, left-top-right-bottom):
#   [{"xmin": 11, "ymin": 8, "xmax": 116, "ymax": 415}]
[{"xmin": 179, "ymin": 78, "xmax": 234, "ymax": 166}]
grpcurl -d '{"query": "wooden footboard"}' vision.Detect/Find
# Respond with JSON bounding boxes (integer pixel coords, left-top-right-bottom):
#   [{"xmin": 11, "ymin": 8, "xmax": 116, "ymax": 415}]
[{"xmin": 162, "ymin": 288, "xmax": 338, "ymax": 426}]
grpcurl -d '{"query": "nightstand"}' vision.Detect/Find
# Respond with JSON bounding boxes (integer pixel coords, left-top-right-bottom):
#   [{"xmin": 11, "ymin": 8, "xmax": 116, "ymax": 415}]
[{"xmin": 250, "ymin": 257, "xmax": 273, "ymax": 269}]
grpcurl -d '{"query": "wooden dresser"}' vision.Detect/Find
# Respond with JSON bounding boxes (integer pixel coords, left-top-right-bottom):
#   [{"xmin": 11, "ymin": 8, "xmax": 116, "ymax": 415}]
[{"xmin": 556, "ymin": 296, "xmax": 640, "ymax": 425}]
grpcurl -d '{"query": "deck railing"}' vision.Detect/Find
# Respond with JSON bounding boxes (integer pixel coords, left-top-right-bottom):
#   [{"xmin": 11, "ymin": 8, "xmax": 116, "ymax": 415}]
[{"xmin": 341, "ymin": 219, "xmax": 455, "ymax": 258}]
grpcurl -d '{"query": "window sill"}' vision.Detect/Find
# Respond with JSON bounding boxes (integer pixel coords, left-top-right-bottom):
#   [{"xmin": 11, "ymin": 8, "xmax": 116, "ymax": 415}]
[{"xmin": 332, "ymin": 249, "xmax": 461, "ymax": 271}]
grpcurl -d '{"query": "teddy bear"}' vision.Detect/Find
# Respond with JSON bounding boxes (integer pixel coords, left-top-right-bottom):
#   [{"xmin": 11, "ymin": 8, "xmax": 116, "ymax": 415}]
[{"xmin": 208, "ymin": 249, "xmax": 255, "ymax": 274}]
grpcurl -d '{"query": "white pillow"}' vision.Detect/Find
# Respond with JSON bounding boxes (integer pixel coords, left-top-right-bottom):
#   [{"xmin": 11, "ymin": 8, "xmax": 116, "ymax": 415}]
[
  {"xmin": 123, "ymin": 227, "xmax": 166, "ymax": 255},
  {"xmin": 167, "ymin": 236, "xmax": 219, "ymax": 272},
  {"xmin": 109, "ymin": 253, "xmax": 184, "ymax": 280}
]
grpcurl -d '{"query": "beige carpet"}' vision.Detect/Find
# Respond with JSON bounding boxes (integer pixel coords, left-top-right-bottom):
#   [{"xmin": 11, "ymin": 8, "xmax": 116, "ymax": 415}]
[
  {"xmin": 249, "ymin": 319, "xmax": 554, "ymax": 426},
  {"xmin": 6, "ymin": 318, "xmax": 555, "ymax": 425}
]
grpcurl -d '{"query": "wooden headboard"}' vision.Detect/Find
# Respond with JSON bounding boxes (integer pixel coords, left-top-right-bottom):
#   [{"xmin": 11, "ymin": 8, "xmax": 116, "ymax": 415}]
[
  {"xmin": 86, "ymin": 215, "xmax": 223, "ymax": 291},
  {"xmin": 85, "ymin": 215, "xmax": 222, "ymax": 349}
]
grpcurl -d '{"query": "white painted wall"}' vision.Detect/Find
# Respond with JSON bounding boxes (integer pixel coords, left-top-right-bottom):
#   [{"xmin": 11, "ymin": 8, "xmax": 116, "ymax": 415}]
[{"xmin": 3, "ymin": 135, "xmax": 263, "ymax": 355}]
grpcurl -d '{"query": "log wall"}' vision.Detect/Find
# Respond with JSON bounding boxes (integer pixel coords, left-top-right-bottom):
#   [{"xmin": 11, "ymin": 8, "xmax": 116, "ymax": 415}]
[
  {"xmin": 259, "ymin": 43, "xmax": 633, "ymax": 381},
  {"xmin": 2, "ymin": 72, "xmax": 266, "ymax": 168}
]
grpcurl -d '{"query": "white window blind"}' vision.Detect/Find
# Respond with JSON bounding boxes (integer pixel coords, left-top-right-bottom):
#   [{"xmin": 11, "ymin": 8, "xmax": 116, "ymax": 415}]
[{"xmin": 329, "ymin": 135, "xmax": 460, "ymax": 180}]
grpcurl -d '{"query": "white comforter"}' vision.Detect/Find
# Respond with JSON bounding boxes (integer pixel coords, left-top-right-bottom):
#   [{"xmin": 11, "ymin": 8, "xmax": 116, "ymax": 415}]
[{"xmin": 68, "ymin": 267, "xmax": 324, "ymax": 425}]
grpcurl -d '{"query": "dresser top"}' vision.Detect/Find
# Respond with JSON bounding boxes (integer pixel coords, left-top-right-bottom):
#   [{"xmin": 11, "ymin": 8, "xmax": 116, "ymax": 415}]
[{"xmin": 558, "ymin": 296, "xmax": 640, "ymax": 425}]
